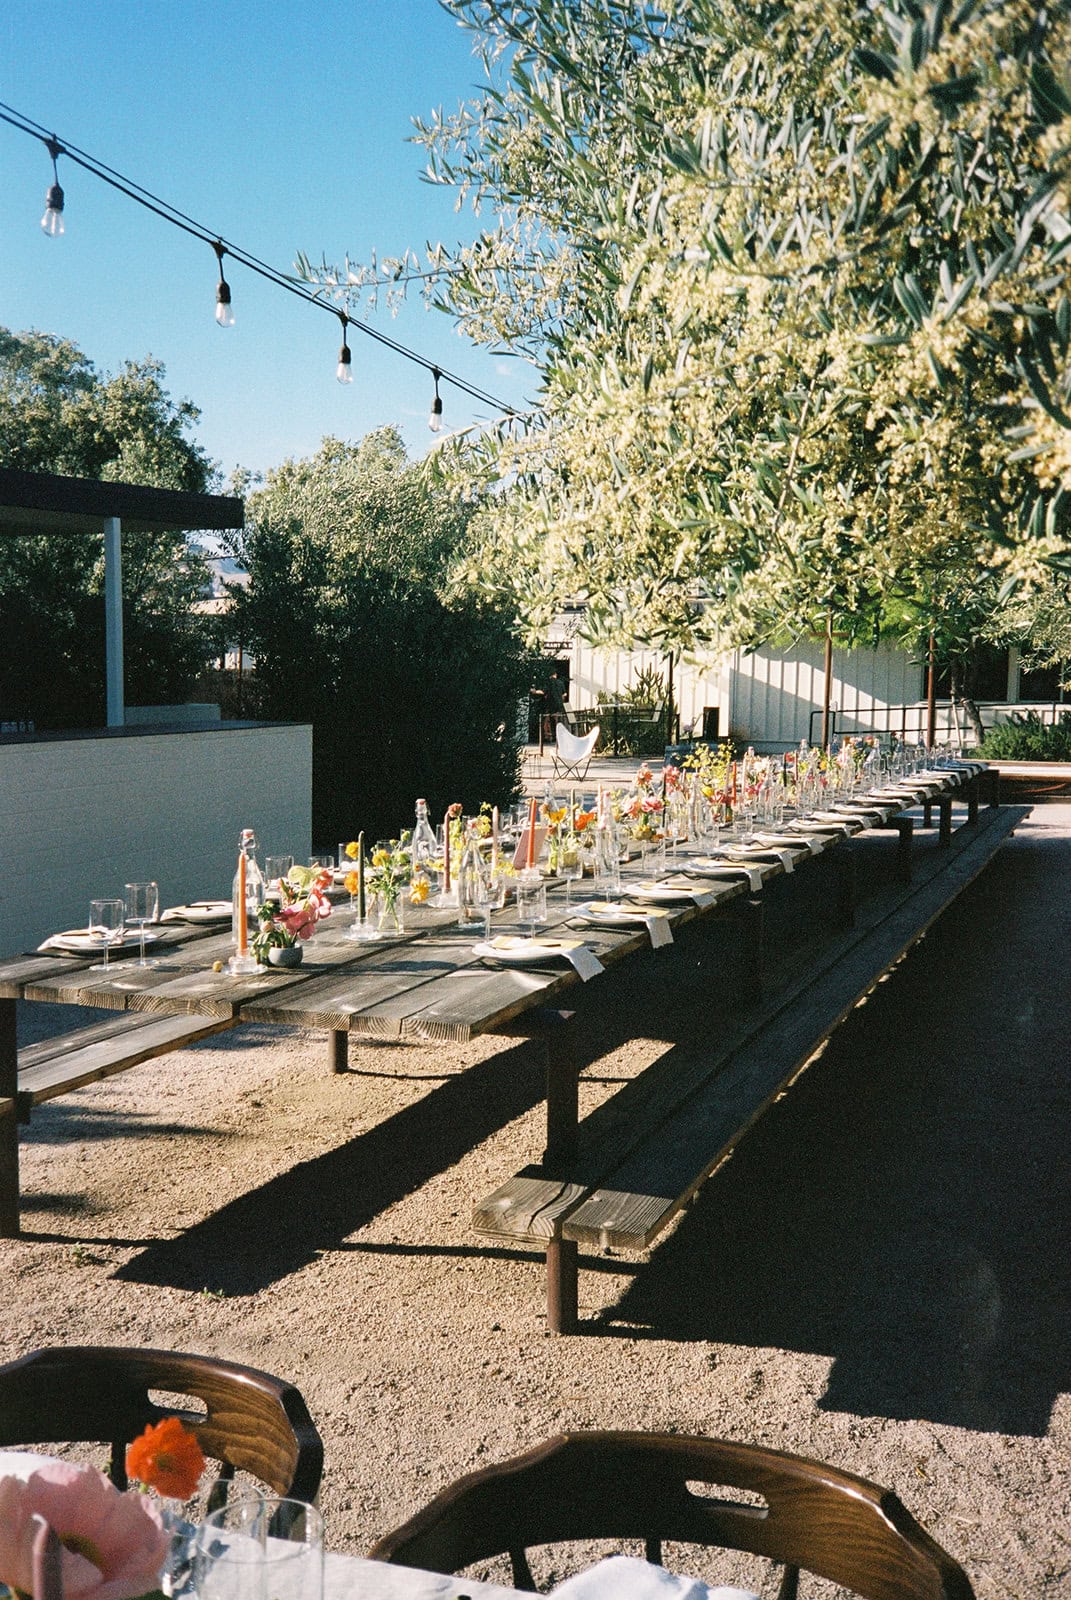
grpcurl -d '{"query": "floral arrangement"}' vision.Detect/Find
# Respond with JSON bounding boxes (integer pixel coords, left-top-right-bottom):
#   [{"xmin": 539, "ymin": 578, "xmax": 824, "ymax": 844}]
[
  {"xmin": 0, "ymin": 1419, "xmax": 205, "ymax": 1600},
  {"xmin": 254, "ymin": 865, "xmax": 333, "ymax": 960},
  {"xmin": 358, "ymin": 832, "xmax": 412, "ymax": 927}
]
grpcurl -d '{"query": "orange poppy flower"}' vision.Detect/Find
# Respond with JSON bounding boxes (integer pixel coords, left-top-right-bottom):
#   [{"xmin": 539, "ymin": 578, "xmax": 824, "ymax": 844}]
[{"xmin": 125, "ymin": 1416, "xmax": 205, "ymax": 1501}]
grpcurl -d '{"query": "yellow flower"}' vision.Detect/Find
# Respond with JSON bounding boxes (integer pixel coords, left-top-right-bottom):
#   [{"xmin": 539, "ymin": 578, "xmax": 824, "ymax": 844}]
[
  {"xmin": 372, "ymin": 849, "xmax": 390, "ymax": 867},
  {"xmin": 409, "ymin": 875, "xmax": 430, "ymax": 904},
  {"xmin": 345, "ymin": 840, "xmax": 360, "ymax": 860}
]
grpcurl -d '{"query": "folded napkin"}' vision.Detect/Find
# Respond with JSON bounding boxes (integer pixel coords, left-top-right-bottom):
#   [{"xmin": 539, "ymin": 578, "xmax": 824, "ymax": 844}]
[
  {"xmin": 486, "ymin": 935, "xmax": 604, "ymax": 982},
  {"xmin": 584, "ymin": 903, "xmax": 675, "ymax": 948},
  {"xmin": 551, "ymin": 1555, "xmax": 758, "ymax": 1600},
  {"xmin": 687, "ymin": 861, "xmax": 764, "ymax": 894}
]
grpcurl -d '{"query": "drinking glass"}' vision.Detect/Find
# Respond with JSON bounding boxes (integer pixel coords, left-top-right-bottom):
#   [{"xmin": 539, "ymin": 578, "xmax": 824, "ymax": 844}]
[
  {"xmin": 194, "ymin": 1498, "xmax": 323, "ymax": 1600},
  {"xmin": 265, "ymin": 855, "xmax": 294, "ymax": 888},
  {"xmin": 123, "ymin": 881, "xmax": 159, "ymax": 967},
  {"xmin": 558, "ymin": 841, "xmax": 584, "ymax": 904},
  {"xmin": 88, "ymin": 898, "xmax": 125, "ymax": 971},
  {"xmin": 308, "ymin": 854, "xmax": 334, "ymax": 872},
  {"xmin": 475, "ymin": 865, "xmax": 500, "ymax": 940},
  {"xmin": 516, "ymin": 875, "xmax": 547, "ymax": 938}
]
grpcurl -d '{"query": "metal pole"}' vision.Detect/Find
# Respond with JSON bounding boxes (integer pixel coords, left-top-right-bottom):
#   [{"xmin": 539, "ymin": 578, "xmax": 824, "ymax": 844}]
[
  {"xmin": 926, "ymin": 631, "xmax": 937, "ymax": 749},
  {"xmin": 820, "ymin": 610, "xmax": 834, "ymax": 749},
  {"xmin": 104, "ymin": 516, "xmax": 125, "ymax": 727}
]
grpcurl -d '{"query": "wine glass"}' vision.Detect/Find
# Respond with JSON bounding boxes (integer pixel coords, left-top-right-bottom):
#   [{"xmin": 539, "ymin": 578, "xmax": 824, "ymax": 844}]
[
  {"xmin": 88, "ymin": 898, "xmax": 125, "ymax": 972},
  {"xmin": 557, "ymin": 839, "xmax": 584, "ymax": 904},
  {"xmin": 123, "ymin": 881, "xmax": 159, "ymax": 967}
]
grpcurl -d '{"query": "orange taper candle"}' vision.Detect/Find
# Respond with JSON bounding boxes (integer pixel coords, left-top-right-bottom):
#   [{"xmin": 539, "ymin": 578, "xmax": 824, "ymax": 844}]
[{"xmin": 237, "ymin": 849, "xmax": 248, "ymax": 955}]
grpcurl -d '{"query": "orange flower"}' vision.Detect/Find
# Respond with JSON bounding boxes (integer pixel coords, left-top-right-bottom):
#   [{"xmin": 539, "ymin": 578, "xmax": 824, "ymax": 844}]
[
  {"xmin": 344, "ymin": 869, "xmax": 359, "ymax": 895},
  {"xmin": 574, "ymin": 809, "xmax": 597, "ymax": 832},
  {"xmin": 125, "ymin": 1417, "xmax": 205, "ymax": 1501}
]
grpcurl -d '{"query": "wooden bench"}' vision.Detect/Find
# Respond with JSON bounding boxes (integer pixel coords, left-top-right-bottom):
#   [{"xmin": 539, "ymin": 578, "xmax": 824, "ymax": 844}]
[
  {"xmin": 473, "ymin": 802, "xmax": 1027, "ymax": 1332},
  {"xmin": 13, "ymin": 1012, "xmax": 236, "ymax": 1124}
]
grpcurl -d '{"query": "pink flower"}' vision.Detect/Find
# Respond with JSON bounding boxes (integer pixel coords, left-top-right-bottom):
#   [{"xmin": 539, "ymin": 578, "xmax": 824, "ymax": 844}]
[{"xmin": 0, "ymin": 1463, "xmax": 168, "ymax": 1600}]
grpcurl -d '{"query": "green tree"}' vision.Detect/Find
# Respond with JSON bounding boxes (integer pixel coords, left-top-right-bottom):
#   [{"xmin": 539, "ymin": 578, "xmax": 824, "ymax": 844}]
[
  {"xmin": 307, "ymin": 0, "xmax": 1071, "ymax": 664},
  {"xmin": 231, "ymin": 429, "xmax": 531, "ymax": 843},
  {"xmin": 0, "ymin": 327, "xmax": 216, "ymax": 727}
]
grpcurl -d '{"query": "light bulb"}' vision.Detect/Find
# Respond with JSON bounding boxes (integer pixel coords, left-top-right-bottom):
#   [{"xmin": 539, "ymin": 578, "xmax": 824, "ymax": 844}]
[
  {"xmin": 215, "ymin": 279, "xmax": 234, "ymax": 327},
  {"xmin": 428, "ymin": 393, "xmax": 443, "ymax": 433},
  {"xmin": 336, "ymin": 342, "xmax": 353, "ymax": 384},
  {"xmin": 41, "ymin": 182, "xmax": 64, "ymax": 237}
]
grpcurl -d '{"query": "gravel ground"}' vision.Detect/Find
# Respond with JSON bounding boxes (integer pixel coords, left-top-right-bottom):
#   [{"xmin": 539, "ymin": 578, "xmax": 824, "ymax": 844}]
[{"xmin": 3, "ymin": 806, "xmax": 1070, "ymax": 1597}]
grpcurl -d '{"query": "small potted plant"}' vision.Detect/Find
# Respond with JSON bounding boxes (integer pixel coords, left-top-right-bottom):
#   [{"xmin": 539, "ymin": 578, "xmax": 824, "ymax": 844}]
[{"xmin": 253, "ymin": 864, "xmax": 332, "ymax": 966}]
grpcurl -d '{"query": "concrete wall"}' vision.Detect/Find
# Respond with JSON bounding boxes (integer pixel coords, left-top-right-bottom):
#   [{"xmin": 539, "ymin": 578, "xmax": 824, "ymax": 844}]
[{"xmin": 0, "ymin": 721, "xmax": 311, "ymax": 959}]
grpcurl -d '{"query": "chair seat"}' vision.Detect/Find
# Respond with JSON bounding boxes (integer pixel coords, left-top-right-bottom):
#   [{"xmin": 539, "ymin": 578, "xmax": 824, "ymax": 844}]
[{"xmin": 554, "ymin": 722, "xmax": 600, "ymax": 779}]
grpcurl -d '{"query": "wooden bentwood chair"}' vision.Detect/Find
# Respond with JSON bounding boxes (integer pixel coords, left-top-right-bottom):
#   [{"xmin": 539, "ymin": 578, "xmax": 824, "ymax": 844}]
[
  {"xmin": 0, "ymin": 1345, "xmax": 323, "ymax": 1508},
  {"xmin": 369, "ymin": 1432, "xmax": 975, "ymax": 1600}
]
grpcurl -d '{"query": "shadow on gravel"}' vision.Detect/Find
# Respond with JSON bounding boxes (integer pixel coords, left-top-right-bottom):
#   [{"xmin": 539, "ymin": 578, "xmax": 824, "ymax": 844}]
[
  {"xmin": 111, "ymin": 942, "xmax": 721, "ymax": 1298},
  {"xmin": 602, "ymin": 822, "xmax": 1071, "ymax": 1437}
]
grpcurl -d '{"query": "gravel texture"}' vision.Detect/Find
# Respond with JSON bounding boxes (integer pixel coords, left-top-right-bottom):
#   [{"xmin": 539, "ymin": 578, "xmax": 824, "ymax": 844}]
[{"xmin": 3, "ymin": 806, "xmax": 1070, "ymax": 1597}]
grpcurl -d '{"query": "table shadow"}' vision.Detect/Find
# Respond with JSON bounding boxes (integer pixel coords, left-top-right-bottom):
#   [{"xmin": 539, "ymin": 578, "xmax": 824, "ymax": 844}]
[{"xmin": 596, "ymin": 828, "xmax": 1071, "ymax": 1437}]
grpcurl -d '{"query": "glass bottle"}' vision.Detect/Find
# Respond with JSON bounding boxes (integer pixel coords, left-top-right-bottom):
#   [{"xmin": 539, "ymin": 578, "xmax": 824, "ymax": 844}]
[
  {"xmin": 412, "ymin": 797, "xmax": 438, "ymax": 866},
  {"xmin": 231, "ymin": 828, "xmax": 265, "ymax": 948},
  {"xmin": 456, "ymin": 819, "xmax": 489, "ymax": 929}
]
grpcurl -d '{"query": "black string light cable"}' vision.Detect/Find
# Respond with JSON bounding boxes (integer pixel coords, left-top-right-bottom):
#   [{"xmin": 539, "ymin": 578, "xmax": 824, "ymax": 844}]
[{"xmin": 0, "ymin": 99, "xmax": 516, "ymax": 421}]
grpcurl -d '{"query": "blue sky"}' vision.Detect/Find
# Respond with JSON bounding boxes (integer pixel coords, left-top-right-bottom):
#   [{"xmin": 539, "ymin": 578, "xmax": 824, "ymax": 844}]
[{"xmin": 0, "ymin": 0, "xmax": 533, "ymax": 484}]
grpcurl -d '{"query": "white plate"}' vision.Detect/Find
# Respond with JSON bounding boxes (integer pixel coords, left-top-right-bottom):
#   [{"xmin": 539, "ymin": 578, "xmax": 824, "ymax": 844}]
[
  {"xmin": 473, "ymin": 938, "xmax": 575, "ymax": 965},
  {"xmin": 162, "ymin": 902, "xmax": 231, "ymax": 924},
  {"xmin": 629, "ymin": 881, "xmax": 697, "ymax": 902},
  {"xmin": 574, "ymin": 901, "xmax": 653, "ymax": 925}
]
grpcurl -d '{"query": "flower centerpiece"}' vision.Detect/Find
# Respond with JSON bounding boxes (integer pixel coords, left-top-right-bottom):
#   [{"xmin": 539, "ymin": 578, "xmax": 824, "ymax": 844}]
[
  {"xmin": 0, "ymin": 1418, "xmax": 205, "ymax": 1600},
  {"xmin": 367, "ymin": 832, "xmax": 412, "ymax": 931},
  {"xmin": 253, "ymin": 865, "xmax": 333, "ymax": 965}
]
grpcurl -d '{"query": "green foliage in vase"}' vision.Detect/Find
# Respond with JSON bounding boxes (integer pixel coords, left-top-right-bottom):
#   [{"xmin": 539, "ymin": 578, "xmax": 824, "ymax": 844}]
[
  {"xmin": 300, "ymin": 0, "xmax": 1071, "ymax": 670},
  {"xmin": 230, "ymin": 428, "xmax": 533, "ymax": 842},
  {"xmin": 0, "ymin": 326, "xmax": 216, "ymax": 728}
]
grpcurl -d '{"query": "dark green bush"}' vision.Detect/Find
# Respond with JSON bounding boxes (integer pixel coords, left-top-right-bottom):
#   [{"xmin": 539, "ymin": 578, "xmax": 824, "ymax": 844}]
[{"xmin": 979, "ymin": 710, "xmax": 1071, "ymax": 761}]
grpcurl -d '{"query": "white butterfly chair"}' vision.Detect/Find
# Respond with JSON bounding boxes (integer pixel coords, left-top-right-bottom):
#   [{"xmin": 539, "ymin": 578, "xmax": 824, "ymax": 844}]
[{"xmin": 553, "ymin": 721, "xmax": 600, "ymax": 780}]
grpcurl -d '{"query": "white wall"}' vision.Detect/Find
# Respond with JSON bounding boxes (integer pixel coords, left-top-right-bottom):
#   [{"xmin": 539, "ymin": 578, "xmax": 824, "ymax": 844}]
[
  {"xmin": 563, "ymin": 636, "xmax": 726, "ymax": 737},
  {"xmin": 728, "ymin": 640, "xmax": 924, "ymax": 746},
  {"xmin": 0, "ymin": 722, "xmax": 311, "ymax": 958}
]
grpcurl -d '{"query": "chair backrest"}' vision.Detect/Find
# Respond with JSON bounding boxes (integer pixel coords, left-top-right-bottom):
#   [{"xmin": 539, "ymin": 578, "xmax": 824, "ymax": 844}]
[
  {"xmin": 369, "ymin": 1432, "xmax": 975, "ymax": 1600},
  {"xmin": 555, "ymin": 723, "xmax": 599, "ymax": 763},
  {"xmin": 0, "ymin": 1345, "xmax": 323, "ymax": 1505}
]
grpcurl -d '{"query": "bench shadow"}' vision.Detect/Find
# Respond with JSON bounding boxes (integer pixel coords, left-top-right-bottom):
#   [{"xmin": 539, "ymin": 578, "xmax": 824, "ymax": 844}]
[{"xmin": 598, "ymin": 830, "xmax": 1071, "ymax": 1437}]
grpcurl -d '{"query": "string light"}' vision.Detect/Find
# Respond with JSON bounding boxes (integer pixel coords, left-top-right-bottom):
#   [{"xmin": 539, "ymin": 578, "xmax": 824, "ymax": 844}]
[
  {"xmin": 0, "ymin": 98, "xmax": 517, "ymax": 418},
  {"xmin": 213, "ymin": 240, "xmax": 234, "ymax": 327},
  {"xmin": 40, "ymin": 136, "xmax": 64, "ymax": 236},
  {"xmin": 336, "ymin": 312, "xmax": 353, "ymax": 384}
]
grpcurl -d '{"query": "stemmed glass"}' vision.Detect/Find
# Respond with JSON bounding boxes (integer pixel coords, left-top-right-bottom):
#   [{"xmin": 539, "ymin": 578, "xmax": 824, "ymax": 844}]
[
  {"xmin": 124, "ymin": 881, "xmax": 159, "ymax": 968},
  {"xmin": 558, "ymin": 840, "xmax": 584, "ymax": 904},
  {"xmin": 88, "ymin": 898, "xmax": 125, "ymax": 972}
]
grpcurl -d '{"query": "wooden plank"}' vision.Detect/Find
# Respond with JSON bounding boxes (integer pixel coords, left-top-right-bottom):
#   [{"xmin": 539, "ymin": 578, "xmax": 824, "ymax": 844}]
[
  {"xmin": 562, "ymin": 803, "xmax": 1026, "ymax": 1249},
  {"xmin": 18, "ymin": 1015, "xmax": 236, "ymax": 1107}
]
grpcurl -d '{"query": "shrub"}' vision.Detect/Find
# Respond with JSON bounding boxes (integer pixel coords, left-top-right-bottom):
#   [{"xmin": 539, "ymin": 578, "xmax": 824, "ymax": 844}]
[{"xmin": 979, "ymin": 710, "xmax": 1071, "ymax": 761}]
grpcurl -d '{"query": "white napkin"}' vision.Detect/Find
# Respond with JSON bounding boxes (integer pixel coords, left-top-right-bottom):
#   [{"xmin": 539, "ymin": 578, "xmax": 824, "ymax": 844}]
[
  {"xmin": 551, "ymin": 1555, "xmax": 758, "ymax": 1600},
  {"xmin": 563, "ymin": 944, "xmax": 605, "ymax": 981},
  {"xmin": 690, "ymin": 863, "xmax": 764, "ymax": 893}
]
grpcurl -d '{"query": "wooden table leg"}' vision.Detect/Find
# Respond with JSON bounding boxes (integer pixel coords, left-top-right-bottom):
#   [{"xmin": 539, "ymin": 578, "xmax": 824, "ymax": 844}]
[
  {"xmin": 328, "ymin": 1030, "xmax": 348, "ymax": 1073},
  {"xmin": 0, "ymin": 998, "xmax": 20, "ymax": 1238},
  {"xmin": 546, "ymin": 1236, "xmax": 578, "ymax": 1334},
  {"xmin": 894, "ymin": 816, "xmax": 913, "ymax": 884},
  {"xmin": 966, "ymin": 775, "xmax": 979, "ymax": 825},
  {"xmin": 732, "ymin": 896, "xmax": 765, "ymax": 1004},
  {"xmin": 541, "ymin": 1010, "xmax": 578, "ymax": 1166},
  {"xmin": 832, "ymin": 847, "xmax": 857, "ymax": 928},
  {"xmin": 939, "ymin": 794, "xmax": 953, "ymax": 846}
]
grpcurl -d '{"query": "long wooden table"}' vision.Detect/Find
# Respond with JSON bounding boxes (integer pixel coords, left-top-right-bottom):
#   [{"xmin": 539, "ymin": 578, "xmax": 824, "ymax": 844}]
[{"xmin": 0, "ymin": 764, "xmax": 989, "ymax": 1237}]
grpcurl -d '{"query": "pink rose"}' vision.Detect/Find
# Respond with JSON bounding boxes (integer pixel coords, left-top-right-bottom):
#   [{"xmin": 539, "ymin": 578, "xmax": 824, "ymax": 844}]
[{"xmin": 0, "ymin": 1464, "xmax": 168, "ymax": 1600}]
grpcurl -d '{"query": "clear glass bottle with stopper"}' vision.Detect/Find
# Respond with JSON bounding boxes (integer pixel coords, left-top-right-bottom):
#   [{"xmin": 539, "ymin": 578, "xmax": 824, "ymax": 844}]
[
  {"xmin": 229, "ymin": 828, "xmax": 265, "ymax": 971},
  {"xmin": 456, "ymin": 818, "xmax": 489, "ymax": 929},
  {"xmin": 412, "ymin": 798, "xmax": 438, "ymax": 866}
]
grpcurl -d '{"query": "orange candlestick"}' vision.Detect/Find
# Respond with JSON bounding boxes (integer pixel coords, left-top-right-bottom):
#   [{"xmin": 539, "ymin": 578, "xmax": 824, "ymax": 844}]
[
  {"xmin": 526, "ymin": 796, "xmax": 537, "ymax": 870},
  {"xmin": 237, "ymin": 849, "xmax": 247, "ymax": 954}
]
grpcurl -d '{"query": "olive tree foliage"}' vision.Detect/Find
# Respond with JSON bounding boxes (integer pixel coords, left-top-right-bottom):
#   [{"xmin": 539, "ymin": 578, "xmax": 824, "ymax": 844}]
[
  {"xmin": 230, "ymin": 428, "xmax": 532, "ymax": 844},
  {"xmin": 0, "ymin": 328, "xmax": 215, "ymax": 728},
  {"xmin": 306, "ymin": 0, "xmax": 1071, "ymax": 658}
]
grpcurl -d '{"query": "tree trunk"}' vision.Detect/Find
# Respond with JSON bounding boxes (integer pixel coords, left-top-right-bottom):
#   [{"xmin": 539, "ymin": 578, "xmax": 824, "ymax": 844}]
[{"xmin": 949, "ymin": 656, "xmax": 986, "ymax": 747}]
